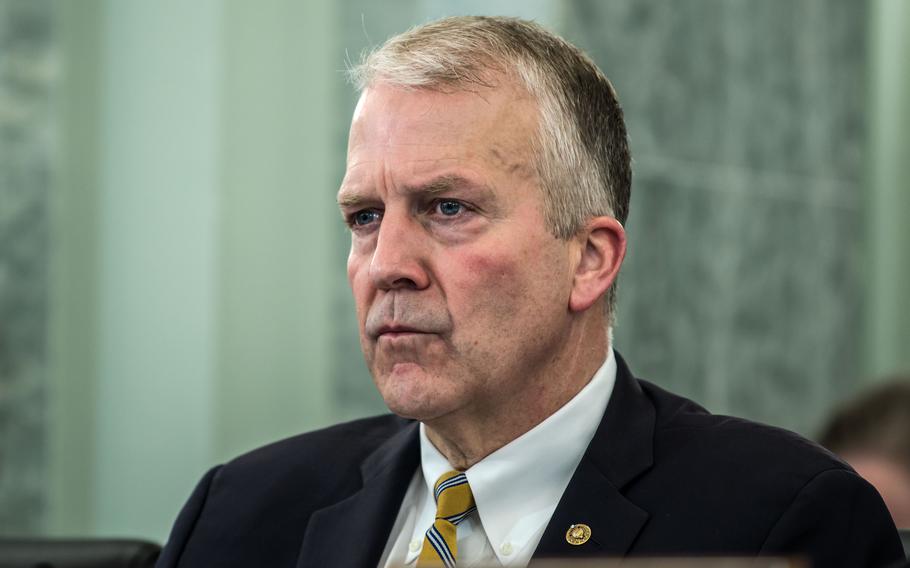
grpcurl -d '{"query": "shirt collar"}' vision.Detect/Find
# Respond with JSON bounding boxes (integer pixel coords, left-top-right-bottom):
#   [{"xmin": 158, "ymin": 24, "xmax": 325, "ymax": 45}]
[{"xmin": 418, "ymin": 348, "xmax": 617, "ymax": 563}]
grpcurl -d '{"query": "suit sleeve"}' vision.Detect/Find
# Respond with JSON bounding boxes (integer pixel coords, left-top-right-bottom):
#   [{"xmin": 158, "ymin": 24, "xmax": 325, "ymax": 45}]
[
  {"xmin": 759, "ymin": 468, "xmax": 904, "ymax": 568},
  {"xmin": 155, "ymin": 465, "xmax": 222, "ymax": 568}
]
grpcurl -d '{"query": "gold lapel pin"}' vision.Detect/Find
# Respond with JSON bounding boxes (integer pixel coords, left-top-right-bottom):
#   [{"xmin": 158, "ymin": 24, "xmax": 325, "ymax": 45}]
[{"xmin": 565, "ymin": 523, "xmax": 592, "ymax": 545}]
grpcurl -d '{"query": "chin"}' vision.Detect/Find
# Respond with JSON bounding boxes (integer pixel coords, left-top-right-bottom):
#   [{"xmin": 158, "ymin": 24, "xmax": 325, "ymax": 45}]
[
  {"xmin": 382, "ymin": 396, "xmax": 449, "ymax": 421},
  {"xmin": 374, "ymin": 365, "xmax": 456, "ymax": 421},
  {"xmin": 380, "ymin": 385, "xmax": 450, "ymax": 421}
]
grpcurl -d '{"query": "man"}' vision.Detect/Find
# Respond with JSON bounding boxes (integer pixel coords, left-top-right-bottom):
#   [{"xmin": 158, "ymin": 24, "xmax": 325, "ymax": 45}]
[
  {"xmin": 157, "ymin": 16, "xmax": 902, "ymax": 568},
  {"xmin": 820, "ymin": 378, "xmax": 910, "ymax": 529}
]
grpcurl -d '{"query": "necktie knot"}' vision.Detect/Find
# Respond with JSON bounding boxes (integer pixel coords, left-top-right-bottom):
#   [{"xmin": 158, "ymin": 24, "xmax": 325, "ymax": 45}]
[
  {"xmin": 433, "ymin": 471, "xmax": 476, "ymax": 525},
  {"xmin": 417, "ymin": 471, "xmax": 476, "ymax": 567}
]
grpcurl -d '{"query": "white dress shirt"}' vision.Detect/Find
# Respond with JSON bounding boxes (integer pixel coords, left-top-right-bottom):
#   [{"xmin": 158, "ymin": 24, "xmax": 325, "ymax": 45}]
[{"xmin": 379, "ymin": 349, "xmax": 617, "ymax": 568}]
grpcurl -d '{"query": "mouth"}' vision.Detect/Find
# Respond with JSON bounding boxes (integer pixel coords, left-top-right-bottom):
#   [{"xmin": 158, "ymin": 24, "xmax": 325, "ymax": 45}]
[{"xmin": 375, "ymin": 325, "xmax": 429, "ymax": 339}]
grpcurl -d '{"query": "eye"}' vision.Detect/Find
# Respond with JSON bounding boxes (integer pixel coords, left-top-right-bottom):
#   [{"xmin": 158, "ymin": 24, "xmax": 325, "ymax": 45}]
[
  {"xmin": 436, "ymin": 200, "xmax": 464, "ymax": 216},
  {"xmin": 350, "ymin": 209, "xmax": 381, "ymax": 227}
]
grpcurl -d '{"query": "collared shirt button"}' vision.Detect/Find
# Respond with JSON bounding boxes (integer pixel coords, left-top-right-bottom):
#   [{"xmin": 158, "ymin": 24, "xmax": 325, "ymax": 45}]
[
  {"xmin": 500, "ymin": 541, "xmax": 513, "ymax": 556},
  {"xmin": 409, "ymin": 540, "xmax": 421, "ymax": 552}
]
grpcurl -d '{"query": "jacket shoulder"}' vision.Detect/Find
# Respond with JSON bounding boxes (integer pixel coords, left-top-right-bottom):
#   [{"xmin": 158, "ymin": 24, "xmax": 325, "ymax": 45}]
[
  {"xmin": 621, "ymin": 378, "xmax": 903, "ymax": 562},
  {"xmin": 639, "ymin": 377, "xmax": 847, "ymax": 479},
  {"xmin": 225, "ymin": 413, "xmax": 413, "ymax": 473},
  {"xmin": 209, "ymin": 414, "xmax": 411, "ymax": 522},
  {"xmin": 158, "ymin": 414, "xmax": 415, "ymax": 567},
  {"xmin": 630, "ymin": 378, "xmax": 901, "ymax": 565}
]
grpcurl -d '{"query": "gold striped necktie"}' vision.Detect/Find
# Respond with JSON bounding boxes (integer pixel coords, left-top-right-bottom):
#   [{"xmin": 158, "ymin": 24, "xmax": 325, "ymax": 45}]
[{"xmin": 417, "ymin": 470, "xmax": 476, "ymax": 568}]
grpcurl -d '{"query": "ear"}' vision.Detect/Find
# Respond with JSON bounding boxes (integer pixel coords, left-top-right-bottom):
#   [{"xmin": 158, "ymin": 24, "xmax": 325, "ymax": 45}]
[{"xmin": 569, "ymin": 216, "xmax": 627, "ymax": 313}]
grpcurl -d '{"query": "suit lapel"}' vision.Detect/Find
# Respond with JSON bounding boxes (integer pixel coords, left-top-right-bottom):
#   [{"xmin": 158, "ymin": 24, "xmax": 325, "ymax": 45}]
[
  {"xmin": 533, "ymin": 352, "xmax": 655, "ymax": 560},
  {"xmin": 296, "ymin": 421, "xmax": 420, "ymax": 568},
  {"xmin": 532, "ymin": 457, "xmax": 649, "ymax": 559},
  {"xmin": 297, "ymin": 352, "xmax": 654, "ymax": 565}
]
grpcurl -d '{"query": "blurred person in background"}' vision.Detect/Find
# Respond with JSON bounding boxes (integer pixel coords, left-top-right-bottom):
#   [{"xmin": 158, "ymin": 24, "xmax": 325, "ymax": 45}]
[
  {"xmin": 156, "ymin": 16, "xmax": 902, "ymax": 568},
  {"xmin": 820, "ymin": 378, "xmax": 910, "ymax": 528}
]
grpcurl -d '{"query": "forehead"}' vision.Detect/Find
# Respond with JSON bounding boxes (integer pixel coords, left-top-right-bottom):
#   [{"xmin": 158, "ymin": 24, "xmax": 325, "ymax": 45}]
[{"xmin": 342, "ymin": 82, "xmax": 539, "ymax": 188}]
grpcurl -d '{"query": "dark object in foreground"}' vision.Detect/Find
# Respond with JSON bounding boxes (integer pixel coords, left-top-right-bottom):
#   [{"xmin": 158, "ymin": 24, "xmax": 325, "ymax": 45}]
[
  {"xmin": 528, "ymin": 560, "xmax": 803, "ymax": 568},
  {"xmin": 0, "ymin": 538, "xmax": 160, "ymax": 568},
  {"xmin": 387, "ymin": 560, "xmax": 805, "ymax": 568}
]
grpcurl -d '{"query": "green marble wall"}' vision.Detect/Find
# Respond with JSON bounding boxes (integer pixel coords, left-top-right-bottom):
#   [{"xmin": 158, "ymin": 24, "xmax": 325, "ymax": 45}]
[
  {"xmin": 0, "ymin": 0, "xmax": 52, "ymax": 534},
  {"xmin": 561, "ymin": 0, "xmax": 867, "ymax": 434}
]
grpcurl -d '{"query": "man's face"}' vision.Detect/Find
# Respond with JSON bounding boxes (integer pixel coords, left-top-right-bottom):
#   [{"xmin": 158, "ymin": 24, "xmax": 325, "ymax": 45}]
[
  {"xmin": 339, "ymin": 81, "xmax": 578, "ymax": 424},
  {"xmin": 845, "ymin": 454, "xmax": 910, "ymax": 527}
]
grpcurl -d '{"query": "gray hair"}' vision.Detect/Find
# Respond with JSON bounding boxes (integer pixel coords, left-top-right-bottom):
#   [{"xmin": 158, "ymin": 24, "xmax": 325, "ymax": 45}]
[{"xmin": 348, "ymin": 16, "xmax": 631, "ymax": 317}]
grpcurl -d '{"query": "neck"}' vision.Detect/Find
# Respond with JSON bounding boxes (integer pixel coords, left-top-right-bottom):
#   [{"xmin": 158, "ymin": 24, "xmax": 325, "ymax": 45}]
[{"xmin": 424, "ymin": 319, "xmax": 610, "ymax": 470}]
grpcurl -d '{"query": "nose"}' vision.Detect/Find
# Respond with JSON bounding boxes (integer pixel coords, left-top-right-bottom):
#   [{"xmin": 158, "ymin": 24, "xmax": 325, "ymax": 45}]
[{"xmin": 369, "ymin": 212, "xmax": 430, "ymax": 291}]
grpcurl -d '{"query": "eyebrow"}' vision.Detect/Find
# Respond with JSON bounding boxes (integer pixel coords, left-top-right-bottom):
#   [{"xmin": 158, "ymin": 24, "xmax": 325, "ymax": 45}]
[
  {"xmin": 337, "ymin": 175, "xmax": 493, "ymax": 208},
  {"xmin": 403, "ymin": 175, "xmax": 492, "ymax": 197}
]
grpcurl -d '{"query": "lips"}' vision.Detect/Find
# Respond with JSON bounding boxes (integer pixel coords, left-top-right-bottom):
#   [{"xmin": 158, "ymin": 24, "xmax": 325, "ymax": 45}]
[
  {"xmin": 364, "ymin": 295, "xmax": 452, "ymax": 339},
  {"xmin": 376, "ymin": 325, "xmax": 427, "ymax": 337}
]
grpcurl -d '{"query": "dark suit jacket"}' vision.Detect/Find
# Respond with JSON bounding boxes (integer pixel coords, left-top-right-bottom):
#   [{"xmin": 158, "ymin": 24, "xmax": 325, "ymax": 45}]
[{"xmin": 157, "ymin": 353, "xmax": 903, "ymax": 567}]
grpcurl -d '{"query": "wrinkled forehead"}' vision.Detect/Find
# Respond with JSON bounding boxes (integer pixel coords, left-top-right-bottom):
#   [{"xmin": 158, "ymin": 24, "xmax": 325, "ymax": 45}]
[
  {"xmin": 339, "ymin": 81, "xmax": 543, "ymax": 208},
  {"xmin": 345, "ymin": 81, "xmax": 540, "ymax": 169}
]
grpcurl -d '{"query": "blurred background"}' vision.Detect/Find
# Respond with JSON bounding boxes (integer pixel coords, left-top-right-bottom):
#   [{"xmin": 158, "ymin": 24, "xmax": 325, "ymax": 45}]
[{"xmin": 0, "ymin": 0, "xmax": 908, "ymax": 545}]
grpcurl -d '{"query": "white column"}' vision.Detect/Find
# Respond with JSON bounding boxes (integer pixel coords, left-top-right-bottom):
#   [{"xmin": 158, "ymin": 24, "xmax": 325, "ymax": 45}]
[
  {"xmin": 213, "ymin": 0, "xmax": 337, "ymax": 464},
  {"xmin": 89, "ymin": 0, "xmax": 339, "ymax": 541},
  {"xmin": 865, "ymin": 0, "xmax": 910, "ymax": 378},
  {"xmin": 93, "ymin": 0, "xmax": 221, "ymax": 538}
]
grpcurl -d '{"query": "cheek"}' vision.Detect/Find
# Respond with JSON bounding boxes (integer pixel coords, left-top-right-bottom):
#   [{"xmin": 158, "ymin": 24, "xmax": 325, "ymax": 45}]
[
  {"xmin": 449, "ymin": 242, "xmax": 570, "ymax": 324},
  {"xmin": 347, "ymin": 253, "xmax": 372, "ymax": 323},
  {"xmin": 463, "ymin": 252, "xmax": 512, "ymax": 282},
  {"xmin": 346, "ymin": 246, "xmax": 358, "ymax": 286},
  {"xmin": 451, "ymin": 251, "xmax": 531, "ymax": 318}
]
